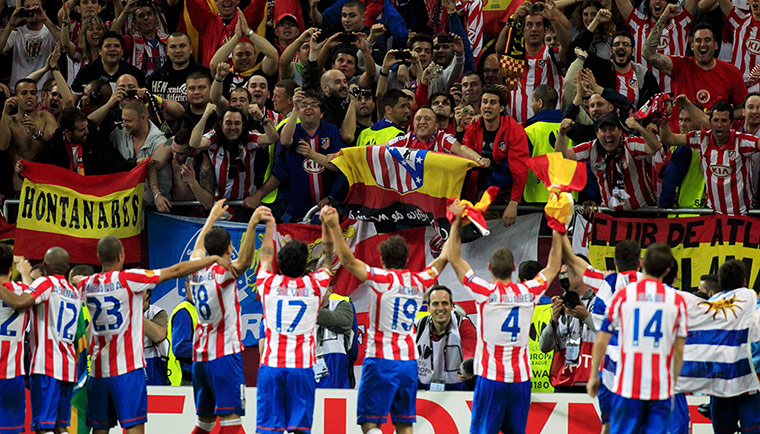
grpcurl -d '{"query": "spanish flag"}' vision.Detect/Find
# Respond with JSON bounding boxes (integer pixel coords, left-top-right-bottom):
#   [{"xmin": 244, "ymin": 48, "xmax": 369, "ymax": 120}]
[
  {"xmin": 527, "ymin": 153, "xmax": 586, "ymax": 233},
  {"xmin": 0, "ymin": 214, "xmax": 14, "ymax": 242},
  {"xmin": 332, "ymin": 146, "xmax": 478, "ymax": 226},
  {"xmin": 14, "ymin": 160, "xmax": 148, "ymax": 264},
  {"xmin": 446, "ymin": 186, "xmax": 498, "ymax": 236}
]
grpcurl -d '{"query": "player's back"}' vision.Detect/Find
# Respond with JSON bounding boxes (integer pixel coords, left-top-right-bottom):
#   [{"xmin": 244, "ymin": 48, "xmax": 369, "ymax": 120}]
[
  {"xmin": 464, "ymin": 271, "xmax": 549, "ymax": 382},
  {"xmin": 0, "ymin": 281, "xmax": 29, "ymax": 378},
  {"xmin": 81, "ymin": 269, "xmax": 159, "ymax": 377},
  {"xmin": 257, "ymin": 268, "xmax": 330, "ymax": 368},
  {"xmin": 28, "ymin": 275, "xmax": 82, "ymax": 381},
  {"xmin": 365, "ymin": 266, "xmax": 439, "ymax": 361},
  {"xmin": 188, "ymin": 263, "xmax": 242, "ymax": 362},
  {"xmin": 606, "ymin": 278, "xmax": 687, "ymax": 400}
]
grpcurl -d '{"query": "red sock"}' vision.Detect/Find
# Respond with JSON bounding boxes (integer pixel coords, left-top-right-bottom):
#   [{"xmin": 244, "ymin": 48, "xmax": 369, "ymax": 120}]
[
  {"xmin": 191, "ymin": 427, "xmax": 211, "ymax": 434},
  {"xmin": 219, "ymin": 424, "xmax": 245, "ymax": 434},
  {"xmin": 192, "ymin": 421, "xmax": 215, "ymax": 434}
]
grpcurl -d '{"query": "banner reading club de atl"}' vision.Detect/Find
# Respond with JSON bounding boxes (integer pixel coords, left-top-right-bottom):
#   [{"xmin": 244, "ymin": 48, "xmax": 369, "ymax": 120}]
[{"xmin": 14, "ymin": 160, "xmax": 149, "ymax": 264}]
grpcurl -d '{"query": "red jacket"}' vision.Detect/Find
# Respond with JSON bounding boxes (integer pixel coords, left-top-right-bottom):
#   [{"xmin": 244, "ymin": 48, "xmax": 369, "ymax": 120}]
[{"xmin": 462, "ymin": 115, "xmax": 529, "ymax": 202}]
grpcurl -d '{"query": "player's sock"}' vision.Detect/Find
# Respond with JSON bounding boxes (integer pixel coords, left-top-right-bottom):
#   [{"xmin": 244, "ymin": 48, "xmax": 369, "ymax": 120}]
[
  {"xmin": 192, "ymin": 420, "xmax": 216, "ymax": 434},
  {"xmin": 219, "ymin": 418, "xmax": 245, "ymax": 434}
]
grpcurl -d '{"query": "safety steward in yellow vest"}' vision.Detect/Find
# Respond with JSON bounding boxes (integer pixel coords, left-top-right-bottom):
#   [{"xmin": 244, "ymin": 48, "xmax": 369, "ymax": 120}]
[
  {"xmin": 356, "ymin": 89, "xmax": 412, "ymax": 147},
  {"xmin": 167, "ymin": 283, "xmax": 197, "ymax": 386}
]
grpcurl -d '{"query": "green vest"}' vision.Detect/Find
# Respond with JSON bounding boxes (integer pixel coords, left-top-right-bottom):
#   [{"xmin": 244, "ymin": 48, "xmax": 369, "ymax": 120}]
[
  {"xmin": 523, "ymin": 121, "xmax": 576, "ymax": 203},
  {"xmin": 356, "ymin": 125, "xmax": 404, "ymax": 147},
  {"xmin": 166, "ymin": 300, "xmax": 197, "ymax": 386},
  {"xmin": 260, "ymin": 116, "xmax": 297, "ymax": 204},
  {"xmin": 676, "ymin": 148, "xmax": 706, "ymax": 209}
]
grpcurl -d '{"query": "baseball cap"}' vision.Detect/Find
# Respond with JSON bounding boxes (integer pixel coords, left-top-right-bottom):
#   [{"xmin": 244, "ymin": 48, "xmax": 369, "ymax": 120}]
[
  {"xmin": 594, "ymin": 112, "xmax": 622, "ymax": 130},
  {"xmin": 275, "ymin": 13, "xmax": 299, "ymax": 27}
]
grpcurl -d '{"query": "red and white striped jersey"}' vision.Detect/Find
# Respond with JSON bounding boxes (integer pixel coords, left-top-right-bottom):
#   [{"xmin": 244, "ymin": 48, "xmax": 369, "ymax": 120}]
[
  {"xmin": 28, "ymin": 275, "xmax": 82, "ymax": 382},
  {"xmin": 364, "ymin": 265, "xmax": 440, "ymax": 361},
  {"xmin": 462, "ymin": 270, "xmax": 549, "ymax": 382},
  {"xmin": 257, "ymin": 268, "xmax": 331, "ymax": 368},
  {"xmin": 727, "ymin": 8, "xmax": 760, "ymax": 93},
  {"xmin": 81, "ymin": 269, "xmax": 161, "ymax": 378},
  {"xmin": 615, "ymin": 68, "xmax": 642, "ymax": 107},
  {"xmin": 626, "ymin": 9, "xmax": 693, "ymax": 93},
  {"xmin": 0, "ymin": 281, "xmax": 30, "ymax": 379},
  {"xmin": 685, "ymin": 129, "xmax": 760, "ymax": 215},
  {"xmin": 387, "ymin": 130, "xmax": 457, "ymax": 154},
  {"xmin": 571, "ymin": 136, "xmax": 656, "ymax": 210},
  {"xmin": 508, "ymin": 45, "xmax": 563, "ymax": 124},
  {"xmin": 204, "ymin": 129, "xmax": 268, "ymax": 200},
  {"xmin": 603, "ymin": 278, "xmax": 688, "ymax": 400},
  {"xmin": 189, "ymin": 264, "xmax": 242, "ymax": 362}
]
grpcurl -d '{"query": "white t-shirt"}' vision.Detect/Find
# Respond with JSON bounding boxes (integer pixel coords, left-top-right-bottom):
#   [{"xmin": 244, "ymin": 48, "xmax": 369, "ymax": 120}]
[{"xmin": 8, "ymin": 25, "xmax": 56, "ymax": 90}]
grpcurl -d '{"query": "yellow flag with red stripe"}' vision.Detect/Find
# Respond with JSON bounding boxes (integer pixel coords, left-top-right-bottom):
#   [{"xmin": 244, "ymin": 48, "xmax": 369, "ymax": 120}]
[{"xmin": 527, "ymin": 153, "xmax": 586, "ymax": 233}]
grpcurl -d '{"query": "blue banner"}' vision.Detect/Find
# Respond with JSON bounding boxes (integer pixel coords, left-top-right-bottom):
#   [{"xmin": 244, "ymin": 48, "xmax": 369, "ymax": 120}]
[{"xmin": 147, "ymin": 212, "xmax": 265, "ymax": 345}]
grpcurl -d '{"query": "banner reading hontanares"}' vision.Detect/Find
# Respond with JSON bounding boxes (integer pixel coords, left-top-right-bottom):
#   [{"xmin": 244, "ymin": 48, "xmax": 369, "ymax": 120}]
[
  {"xmin": 587, "ymin": 213, "xmax": 760, "ymax": 292},
  {"xmin": 15, "ymin": 160, "xmax": 148, "ymax": 264},
  {"xmin": 332, "ymin": 146, "xmax": 478, "ymax": 226}
]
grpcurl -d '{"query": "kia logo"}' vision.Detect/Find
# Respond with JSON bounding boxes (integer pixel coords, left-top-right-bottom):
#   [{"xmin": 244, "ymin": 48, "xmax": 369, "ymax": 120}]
[
  {"xmin": 302, "ymin": 158, "xmax": 325, "ymax": 174},
  {"xmin": 746, "ymin": 38, "xmax": 760, "ymax": 55},
  {"xmin": 658, "ymin": 35, "xmax": 670, "ymax": 50},
  {"xmin": 710, "ymin": 165, "xmax": 732, "ymax": 177}
]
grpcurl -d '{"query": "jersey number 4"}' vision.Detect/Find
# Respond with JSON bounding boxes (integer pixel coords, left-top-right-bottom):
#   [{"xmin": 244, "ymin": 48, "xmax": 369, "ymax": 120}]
[
  {"xmin": 501, "ymin": 307, "xmax": 521, "ymax": 342},
  {"xmin": 632, "ymin": 308, "xmax": 663, "ymax": 348}
]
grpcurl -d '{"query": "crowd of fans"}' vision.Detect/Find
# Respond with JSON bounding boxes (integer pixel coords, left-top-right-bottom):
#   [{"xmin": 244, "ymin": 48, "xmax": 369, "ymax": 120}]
[{"xmin": 0, "ymin": 0, "xmax": 759, "ymax": 225}]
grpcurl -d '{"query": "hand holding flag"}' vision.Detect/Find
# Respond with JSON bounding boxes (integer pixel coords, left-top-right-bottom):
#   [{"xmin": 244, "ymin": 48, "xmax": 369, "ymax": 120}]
[
  {"xmin": 527, "ymin": 153, "xmax": 587, "ymax": 234},
  {"xmin": 446, "ymin": 186, "xmax": 499, "ymax": 236}
]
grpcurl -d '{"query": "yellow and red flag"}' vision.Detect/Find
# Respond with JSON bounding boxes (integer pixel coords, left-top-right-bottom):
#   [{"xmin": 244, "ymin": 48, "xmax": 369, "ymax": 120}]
[
  {"xmin": 527, "ymin": 153, "xmax": 586, "ymax": 233},
  {"xmin": 446, "ymin": 186, "xmax": 498, "ymax": 236},
  {"xmin": 14, "ymin": 160, "xmax": 149, "ymax": 264}
]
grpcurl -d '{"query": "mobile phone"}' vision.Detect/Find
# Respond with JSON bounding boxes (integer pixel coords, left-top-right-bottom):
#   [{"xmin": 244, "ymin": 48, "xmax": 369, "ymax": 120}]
[
  {"xmin": 338, "ymin": 32, "xmax": 355, "ymax": 45},
  {"xmin": 18, "ymin": 8, "xmax": 35, "ymax": 18},
  {"xmin": 396, "ymin": 50, "xmax": 412, "ymax": 63}
]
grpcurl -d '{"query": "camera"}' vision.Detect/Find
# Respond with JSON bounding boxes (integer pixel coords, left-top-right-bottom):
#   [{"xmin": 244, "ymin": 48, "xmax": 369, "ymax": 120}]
[
  {"xmin": 338, "ymin": 32, "xmax": 355, "ymax": 45},
  {"xmin": 529, "ymin": 2, "xmax": 545, "ymax": 13},
  {"xmin": 350, "ymin": 87, "xmax": 372, "ymax": 98},
  {"xmin": 430, "ymin": 65, "xmax": 443, "ymax": 76},
  {"xmin": 135, "ymin": 0, "xmax": 153, "ymax": 7},
  {"xmin": 125, "ymin": 89, "xmax": 138, "ymax": 99},
  {"xmin": 18, "ymin": 8, "xmax": 35, "ymax": 18},
  {"xmin": 560, "ymin": 289, "xmax": 581, "ymax": 309},
  {"xmin": 396, "ymin": 50, "xmax": 412, "ymax": 63}
]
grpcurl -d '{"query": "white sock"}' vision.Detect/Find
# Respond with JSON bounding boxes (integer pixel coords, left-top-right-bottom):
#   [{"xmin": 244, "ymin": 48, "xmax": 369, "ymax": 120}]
[
  {"xmin": 219, "ymin": 418, "xmax": 242, "ymax": 427},
  {"xmin": 197, "ymin": 420, "xmax": 215, "ymax": 431},
  {"xmin": 366, "ymin": 429, "xmax": 382, "ymax": 434}
]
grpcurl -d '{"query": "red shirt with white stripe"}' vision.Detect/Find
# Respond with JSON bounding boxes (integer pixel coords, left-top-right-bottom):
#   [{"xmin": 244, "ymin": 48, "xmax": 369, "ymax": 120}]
[
  {"xmin": 81, "ymin": 269, "xmax": 161, "ymax": 378},
  {"xmin": 615, "ymin": 68, "xmax": 642, "ymax": 107},
  {"xmin": 508, "ymin": 45, "xmax": 563, "ymax": 124},
  {"xmin": 685, "ymin": 129, "xmax": 760, "ymax": 215},
  {"xmin": 603, "ymin": 278, "xmax": 687, "ymax": 400},
  {"xmin": 462, "ymin": 270, "xmax": 549, "ymax": 383},
  {"xmin": 189, "ymin": 264, "xmax": 242, "ymax": 362},
  {"xmin": 727, "ymin": 8, "xmax": 760, "ymax": 93},
  {"xmin": 257, "ymin": 268, "xmax": 331, "ymax": 368},
  {"xmin": 626, "ymin": 9, "xmax": 693, "ymax": 93},
  {"xmin": 387, "ymin": 130, "xmax": 457, "ymax": 154},
  {"xmin": 28, "ymin": 276, "xmax": 82, "ymax": 382},
  {"xmin": 0, "ymin": 281, "xmax": 30, "ymax": 379},
  {"xmin": 364, "ymin": 265, "xmax": 440, "ymax": 361},
  {"xmin": 571, "ymin": 136, "xmax": 657, "ymax": 210},
  {"xmin": 204, "ymin": 129, "xmax": 267, "ymax": 200}
]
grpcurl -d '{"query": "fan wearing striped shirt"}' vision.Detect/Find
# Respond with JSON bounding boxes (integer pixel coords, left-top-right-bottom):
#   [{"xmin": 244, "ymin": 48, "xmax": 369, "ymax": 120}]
[
  {"xmin": 587, "ymin": 243, "xmax": 688, "ymax": 434},
  {"xmin": 444, "ymin": 201, "xmax": 562, "ymax": 434},
  {"xmin": 186, "ymin": 199, "xmax": 272, "ymax": 434},
  {"xmin": 255, "ymin": 205, "xmax": 333, "ymax": 434},
  {"xmin": 322, "ymin": 205, "xmax": 447, "ymax": 434}
]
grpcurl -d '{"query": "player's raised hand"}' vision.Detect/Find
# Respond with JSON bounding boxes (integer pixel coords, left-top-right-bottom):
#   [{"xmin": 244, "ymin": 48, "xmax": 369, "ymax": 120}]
[
  {"xmin": 209, "ymin": 199, "xmax": 228, "ymax": 220},
  {"xmin": 320, "ymin": 206, "xmax": 339, "ymax": 226},
  {"xmin": 252, "ymin": 205, "xmax": 272, "ymax": 223}
]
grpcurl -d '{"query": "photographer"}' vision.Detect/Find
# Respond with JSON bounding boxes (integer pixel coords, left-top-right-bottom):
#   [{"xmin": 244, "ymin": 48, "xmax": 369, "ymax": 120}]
[{"xmin": 538, "ymin": 263, "xmax": 596, "ymax": 392}]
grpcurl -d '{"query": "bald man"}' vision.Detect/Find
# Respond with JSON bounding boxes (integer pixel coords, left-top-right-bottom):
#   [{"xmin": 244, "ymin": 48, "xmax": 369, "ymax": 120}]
[
  {"xmin": 482, "ymin": 54, "xmax": 504, "ymax": 86},
  {"xmin": 0, "ymin": 246, "xmax": 83, "ymax": 434}
]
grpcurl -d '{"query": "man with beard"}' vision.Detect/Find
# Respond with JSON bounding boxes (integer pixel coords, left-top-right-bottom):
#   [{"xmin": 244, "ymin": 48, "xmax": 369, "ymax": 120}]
[
  {"xmin": 318, "ymin": 69, "xmax": 350, "ymax": 129},
  {"xmin": 0, "ymin": 0, "xmax": 59, "ymax": 90},
  {"xmin": 705, "ymin": 0, "xmax": 760, "ymax": 92},
  {"xmin": 71, "ymin": 31, "xmax": 146, "ymax": 97},
  {"xmin": 0, "ymin": 79, "xmax": 57, "ymax": 193},
  {"xmin": 148, "ymin": 32, "xmax": 209, "ymax": 103},
  {"xmin": 614, "ymin": 0, "xmax": 697, "ymax": 93},
  {"xmin": 243, "ymin": 89, "xmax": 346, "ymax": 222},
  {"xmin": 462, "ymin": 86, "xmax": 529, "ymax": 227},
  {"xmin": 32, "ymin": 107, "xmax": 134, "ymax": 175},
  {"xmin": 563, "ymin": 71, "xmax": 633, "ymax": 144},
  {"xmin": 357, "ymin": 89, "xmax": 410, "ymax": 147},
  {"xmin": 644, "ymin": 13, "xmax": 747, "ymax": 130},
  {"xmin": 112, "ymin": 1, "xmax": 168, "ymax": 77},
  {"xmin": 577, "ymin": 12, "xmax": 660, "ymax": 109},
  {"xmin": 149, "ymin": 128, "xmax": 215, "ymax": 212},
  {"xmin": 661, "ymin": 101, "xmax": 760, "ymax": 215},
  {"xmin": 557, "ymin": 112, "xmax": 660, "ymax": 210},
  {"xmin": 190, "ymin": 104, "xmax": 279, "ymax": 201},
  {"xmin": 497, "ymin": 3, "xmax": 571, "ymax": 124}
]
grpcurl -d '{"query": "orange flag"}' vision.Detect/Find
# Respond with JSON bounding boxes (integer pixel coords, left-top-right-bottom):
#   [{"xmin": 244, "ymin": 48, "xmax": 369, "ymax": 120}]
[
  {"xmin": 527, "ymin": 153, "xmax": 586, "ymax": 234},
  {"xmin": 447, "ymin": 186, "xmax": 499, "ymax": 236}
]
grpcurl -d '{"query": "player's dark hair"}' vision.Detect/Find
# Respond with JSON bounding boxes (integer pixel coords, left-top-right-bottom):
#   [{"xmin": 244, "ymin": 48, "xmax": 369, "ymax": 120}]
[
  {"xmin": 532, "ymin": 84, "xmax": 558, "ymax": 110},
  {"xmin": 97, "ymin": 236, "xmax": 124, "ymax": 265},
  {"xmin": 430, "ymin": 91, "xmax": 455, "ymax": 110},
  {"xmin": 277, "ymin": 240, "xmax": 309, "ymax": 278},
  {"xmin": 15, "ymin": 78, "xmax": 37, "ymax": 93},
  {"xmin": 204, "ymin": 227, "xmax": 231, "ymax": 256},
  {"xmin": 481, "ymin": 85, "xmax": 508, "ymax": 107},
  {"xmin": 518, "ymin": 260, "xmax": 542, "ymax": 282},
  {"xmin": 718, "ymin": 260, "xmax": 747, "ymax": 291},
  {"xmin": 710, "ymin": 101, "xmax": 734, "ymax": 121},
  {"xmin": 98, "ymin": 30, "xmax": 123, "ymax": 49},
  {"xmin": 662, "ymin": 257, "xmax": 678, "ymax": 286},
  {"xmin": 700, "ymin": 274, "xmax": 721, "ymax": 293},
  {"xmin": 332, "ymin": 46, "xmax": 359, "ymax": 66},
  {"xmin": 491, "ymin": 248, "xmax": 515, "ymax": 280},
  {"xmin": 69, "ymin": 264, "xmax": 94, "ymax": 282},
  {"xmin": 642, "ymin": 243, "xmax": 673, "ymax": 278},
  {"xmin": 383, "ymin": 89, "xmax": 411, "ymax": 111},
  {"xmin": 612, "ymin": 30, "xmax": 635, "ymax": 49},
  {"xmin": 614, "ymin": 240, "xmax": 641, "ymax": 272},
  {"xmin": 427, "ymin": 285, "xmax": 452, "ymax": 303},
  {"xmin": 408, "ymin": 33, "xmax": 434, "ymax": 50},
  {"xmin": 173, "ymin": 128, "xmax": 192, "ymax": 146},
  {"xmin": 0, "ymin": 243, "xmax": 13, "ymax": 276},
  {"xmin": 692, "ymin": 22, "xmax": 716, "ymax": 40},
  {"xmin": 378, "ymin": 236, "xmax": 408, "ymax": 270}
]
